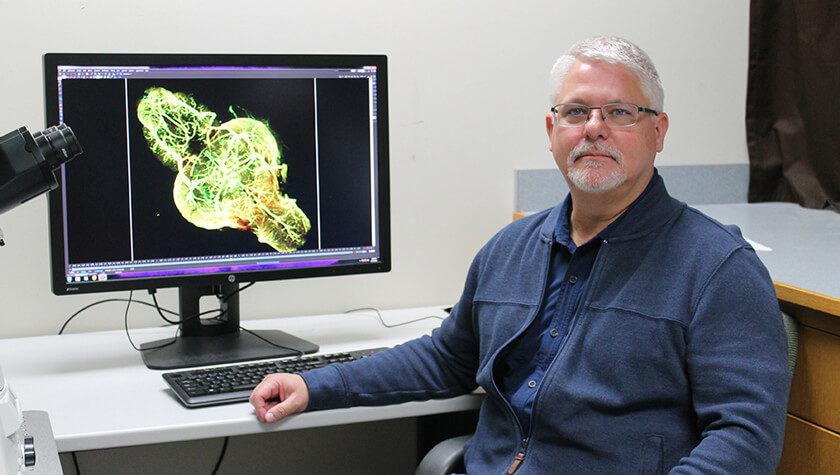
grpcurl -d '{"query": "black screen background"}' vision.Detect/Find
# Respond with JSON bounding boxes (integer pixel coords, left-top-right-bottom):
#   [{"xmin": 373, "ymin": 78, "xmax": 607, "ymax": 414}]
[
  {"xmin": 316, "ymin": 78, "xmax": 373, "ymax": 248},
  {"xmin": 62, "ymin": 79, "xmax": 133, "ymax": 264}
]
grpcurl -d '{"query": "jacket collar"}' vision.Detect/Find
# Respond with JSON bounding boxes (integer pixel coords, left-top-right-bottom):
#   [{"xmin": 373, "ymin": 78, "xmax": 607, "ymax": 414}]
[{"xmin": 540, "ymin": 168, "xmax": 684, "ymax": 243}]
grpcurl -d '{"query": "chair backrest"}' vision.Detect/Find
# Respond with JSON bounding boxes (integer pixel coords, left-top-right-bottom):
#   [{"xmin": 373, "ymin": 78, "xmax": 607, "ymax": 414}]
[{"xmin": 782, "ymin": 311, "xmax": 799, "ymax": 378}]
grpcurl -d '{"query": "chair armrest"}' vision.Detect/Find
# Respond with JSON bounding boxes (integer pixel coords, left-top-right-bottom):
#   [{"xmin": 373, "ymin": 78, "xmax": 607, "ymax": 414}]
[{"xmin": 415, "ymin": 434, "xmax": 471, "ymax": 475}]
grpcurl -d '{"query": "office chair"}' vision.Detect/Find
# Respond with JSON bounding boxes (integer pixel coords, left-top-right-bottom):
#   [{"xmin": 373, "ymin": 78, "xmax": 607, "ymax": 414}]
[{"xmin": 415, "ymin": 312, "xmax": 800, "ymax": 475}]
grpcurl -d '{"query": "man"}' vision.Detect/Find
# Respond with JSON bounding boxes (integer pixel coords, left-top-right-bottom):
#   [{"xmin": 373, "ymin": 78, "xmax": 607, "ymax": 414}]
[{"xmin": 251, "ymin": 36, "xmax": 790, "ymax": 473}]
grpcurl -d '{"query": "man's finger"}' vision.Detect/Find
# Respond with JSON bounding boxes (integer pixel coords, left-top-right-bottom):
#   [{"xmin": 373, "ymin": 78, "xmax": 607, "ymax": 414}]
[
  {"xmin": 249, "ymin": 378, "xmax": 277, "ymax": 407},
  {"xmin": 264, "ymin": 403, "xmax": 287, "ymax": 422}
]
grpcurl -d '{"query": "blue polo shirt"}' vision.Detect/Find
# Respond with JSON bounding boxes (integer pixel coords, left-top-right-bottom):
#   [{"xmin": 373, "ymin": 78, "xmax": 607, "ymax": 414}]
[{"xmin": 498, "ymin": 180, "xmax": 653, "ymax": 436}]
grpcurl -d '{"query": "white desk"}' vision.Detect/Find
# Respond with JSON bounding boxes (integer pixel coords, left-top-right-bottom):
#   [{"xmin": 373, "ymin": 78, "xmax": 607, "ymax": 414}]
[
  {"xmin": 696, "ymin": 202, "xmax": 840, "ymax": 304},
  {"xmin": 0, "ymin": 306, "xmax": 483, "ymax": 452}
]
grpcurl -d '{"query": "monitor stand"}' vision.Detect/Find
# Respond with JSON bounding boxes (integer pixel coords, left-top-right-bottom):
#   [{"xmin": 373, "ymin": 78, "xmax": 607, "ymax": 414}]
[{"xmin": 140, "ymin": 283, "xmax": 318, "ymax": 370}]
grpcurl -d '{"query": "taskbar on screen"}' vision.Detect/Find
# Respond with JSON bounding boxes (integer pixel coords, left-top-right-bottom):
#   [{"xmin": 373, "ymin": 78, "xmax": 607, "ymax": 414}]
[{"xmin": 65, "ymin": 247, "xmax": 380, "ymax": 284}]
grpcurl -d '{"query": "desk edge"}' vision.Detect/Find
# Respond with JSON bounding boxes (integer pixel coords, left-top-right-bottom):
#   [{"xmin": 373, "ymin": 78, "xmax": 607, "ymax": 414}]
[{"xmin": 775, "ymin": 282, "xmax": 840, "ymax": 316}]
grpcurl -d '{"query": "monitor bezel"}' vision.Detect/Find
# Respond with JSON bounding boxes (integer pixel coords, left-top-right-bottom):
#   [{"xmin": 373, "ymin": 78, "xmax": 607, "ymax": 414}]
[{"xmin": 44, "ymin": 52, "xmax": 391, "ymax": 296}]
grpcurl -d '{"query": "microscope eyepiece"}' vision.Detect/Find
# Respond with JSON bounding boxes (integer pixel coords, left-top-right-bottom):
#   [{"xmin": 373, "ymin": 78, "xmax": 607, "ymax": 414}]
[
  {"xmin": 31, "ymin": 124, "xmax": 83, "ymax": 170},
  {"xmin": 0, "ymin": 124, "xmax": 83, "ymax": 216}
]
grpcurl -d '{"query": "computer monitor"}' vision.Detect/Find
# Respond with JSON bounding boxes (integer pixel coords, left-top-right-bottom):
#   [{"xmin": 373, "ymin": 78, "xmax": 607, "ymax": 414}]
[{"xmin": 44, "ymin": 53, "xmax": 390, "ymax": 369}]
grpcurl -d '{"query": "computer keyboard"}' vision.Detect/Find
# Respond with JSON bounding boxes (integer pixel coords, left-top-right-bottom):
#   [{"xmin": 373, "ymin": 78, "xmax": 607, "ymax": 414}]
[{"xmin": 162, "ymin": 347, "xmax": 387, "ymax": 408}]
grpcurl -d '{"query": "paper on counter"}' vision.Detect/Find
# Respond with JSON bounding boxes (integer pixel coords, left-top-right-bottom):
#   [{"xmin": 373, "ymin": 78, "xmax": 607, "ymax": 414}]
[{"xmin": 745, "ymin": 237, "xmax": 772, "ymax": 252}]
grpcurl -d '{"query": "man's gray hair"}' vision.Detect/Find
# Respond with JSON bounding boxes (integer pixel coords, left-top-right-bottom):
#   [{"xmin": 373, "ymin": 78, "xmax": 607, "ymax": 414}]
[{"xmin": 549, "ymin": 36, "xmax": 664, "ymax": 112}]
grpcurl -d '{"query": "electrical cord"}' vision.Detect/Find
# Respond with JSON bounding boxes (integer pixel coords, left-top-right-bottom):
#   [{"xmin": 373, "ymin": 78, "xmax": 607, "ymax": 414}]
[
  {"xmin": 58, "ymin": 298, "xmax": 180, "ymax": 335},
  {"xmin": 71, "ymin": 451, "xmax": 81, "ymax": 475},
  {"xmin": 148, "ymin": 283, "xmax": 306, "ymax": 357},
  {"xmin": 132, "ymin": 282, "xmax": 305, "ymax": 356},
  {"xmin": 178, "ymin": 282, "xmax": 306, "ymax": 356},
  {"xmin": 147, "ymin": 290, "xmax": 234, "ymax": 326},
  {"xmin": 61, "ymin": 286, "xmax": 438, "ymax": 357},
  {"xmin": 123, "ymin": 290, "xmax": 179, "ymax": 352},
  {"xmin": 60, "ymin": 282, "xmax": 256, "ymax": 342},
  {"xmin": 149, "ymin": 291, "xmax": 181, "ymax": 325},
  {"xmin": 125, "ymin": 283, "xmax": 258, "ymax": 352},
  {"xmin": 71, "ymin": 436, "xmax": 228, "ymax": 474},
  {"xmin": 219, "ymin": 281, "xmax": 254, "ymax": 301},
  {"xmin": 59, "ymin": 280, "xmax": 259, "ymax": 336},
  {"xmin": 236, "ymin": 324, "xmax": 305, "ymax": 357},
  {"xmin": 344, "ymin": 307, "xmax": 445, "ymax": 328},
  {"xmin": 146, "ymin": 281, "xmax": 257, "ymax": 326},
  {"xmin": 211, "ymin": 437, "xmax": 229, "ymax": 475}
]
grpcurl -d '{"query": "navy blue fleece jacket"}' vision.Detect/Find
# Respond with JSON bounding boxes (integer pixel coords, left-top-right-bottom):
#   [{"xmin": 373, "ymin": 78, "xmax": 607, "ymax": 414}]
[{"xmin": 302, "ymin": 173, "xmax": 790, "ymax": 474}]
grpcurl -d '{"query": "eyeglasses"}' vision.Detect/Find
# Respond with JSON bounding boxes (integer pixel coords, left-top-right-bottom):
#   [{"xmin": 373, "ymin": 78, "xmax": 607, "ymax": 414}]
[{"xmin": 550, "ymin": 102, "xmax": 659, "ymax": 127}]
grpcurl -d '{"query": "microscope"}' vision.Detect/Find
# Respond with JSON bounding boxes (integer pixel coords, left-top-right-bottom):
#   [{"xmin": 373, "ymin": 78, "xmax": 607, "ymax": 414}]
[{"xmin": 0, "ymin": 124, "xmax": 82, "ymax": 473}]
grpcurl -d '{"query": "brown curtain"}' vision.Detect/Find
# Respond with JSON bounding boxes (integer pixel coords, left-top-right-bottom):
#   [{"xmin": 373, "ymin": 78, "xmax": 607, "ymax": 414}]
[{"xmin": 746, "ymin": 0, "xmax": 840, "ymax": 209}]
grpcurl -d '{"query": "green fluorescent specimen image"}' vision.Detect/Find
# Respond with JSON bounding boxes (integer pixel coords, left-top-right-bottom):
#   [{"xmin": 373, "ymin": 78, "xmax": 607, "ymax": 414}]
[{"xmin": 136, "ymin": 87, "xmax": 311, "ymax": 252}]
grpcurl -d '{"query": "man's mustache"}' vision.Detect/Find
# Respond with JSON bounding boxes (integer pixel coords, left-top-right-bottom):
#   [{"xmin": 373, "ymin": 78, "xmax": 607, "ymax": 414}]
[{"xmin": 568, "ymin": 142, "xmax": 624, "ymax": 164}]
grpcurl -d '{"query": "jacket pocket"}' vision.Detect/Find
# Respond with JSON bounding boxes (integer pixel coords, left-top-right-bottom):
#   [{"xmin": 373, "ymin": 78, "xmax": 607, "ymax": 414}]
[{"xmin": 640, "ymin": 433, "xmax": 664, "ymax": 475}]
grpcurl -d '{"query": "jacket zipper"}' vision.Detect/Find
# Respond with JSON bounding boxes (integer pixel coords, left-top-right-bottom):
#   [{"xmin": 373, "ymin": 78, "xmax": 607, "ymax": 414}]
[
  {"xmin": 512, "ymin": 238, "xmax": 610, "ymax": 473},
  {"xmin": 490, "ymin": 236, "xmax": 553, "ymax": 474},
  {"xmin": 507, "ymin": 451, "xmax": 526, "ymax": 474}
]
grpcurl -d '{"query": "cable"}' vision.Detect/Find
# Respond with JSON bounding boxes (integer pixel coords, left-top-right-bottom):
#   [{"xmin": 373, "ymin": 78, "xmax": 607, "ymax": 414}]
[
  {"xmin": 123, "ymin": 290, "xmax": 178, "ymax": 352},
  {"xmin": 149, "ymin": 290, "xmax": 226, "ymax": 325},
  {"xmin": 219, "ymin": 281, "xmax": 255, "ymax": 302},
  {"xmin": 129, "ymin": 283, "xmax": 269, "ymax": 354},
  {"xmin": 63, "ymin": 282, "xmax": 299, "ymax": 356},
  {"xmin": 345, "ymin": 307, "xmax": 445, "ymax": 328},
  {"xmin": 149, "ymin": 291, "xmax": 180, "ymax": 324},
  {"xmin": 146, "ymin": 282, "xmax": 258, "ymax": 329},
  {"xmin": 148, "ymin": 281, "xmax": 257, "ymax": 326},
  {"xmin": 211, "ymin": 437, "xmax": 229, "ymax": 475},
  {"xmin": 204, "ymin": 282, "xmax": 305, "ymax": 356},
  {"xmin": 58, "ymin": 297, "xmax": 180, "ymax": 335},
  {"xmin": 60, "ymin": 281, "xmax": 257, "ymax": 336},
  {"xmin": 71, "ymin": 451, "xmax": 81, "ymax": 475},
  {"xmin": 237, "ymin": 325, "xmax": 305, "ymax": 357}
]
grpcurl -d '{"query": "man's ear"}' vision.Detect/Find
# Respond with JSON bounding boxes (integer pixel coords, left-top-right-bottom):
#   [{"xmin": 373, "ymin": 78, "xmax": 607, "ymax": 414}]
[
  {"xmin": 654, "ymin": 112, "xmax": 669, "ymax": 153},
  {"xmin": 545, "ymin": 113, "xmax": 554, "ymax": 150}
]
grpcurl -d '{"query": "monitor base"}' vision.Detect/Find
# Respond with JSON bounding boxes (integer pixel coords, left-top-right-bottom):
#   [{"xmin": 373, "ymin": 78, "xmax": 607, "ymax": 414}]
[{"xmin": 140, "ymin": 329, "xmax": 319, "ymax": 370}]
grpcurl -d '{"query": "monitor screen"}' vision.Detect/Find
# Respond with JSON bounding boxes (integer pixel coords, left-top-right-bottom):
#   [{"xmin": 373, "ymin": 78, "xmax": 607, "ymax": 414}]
[{"xmin": 44, "ymin": 54, "xmax": 390, "ymax": 369}]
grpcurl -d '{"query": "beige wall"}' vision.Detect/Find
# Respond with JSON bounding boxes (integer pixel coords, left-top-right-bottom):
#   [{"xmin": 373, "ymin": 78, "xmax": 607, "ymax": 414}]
[
  {"xmin": 0, "ymin": 1, "xmax": 749, "ymax": 471},
  {"xmin": 0, "ymin": 0, "xmax": 749, "ymax": 339}
]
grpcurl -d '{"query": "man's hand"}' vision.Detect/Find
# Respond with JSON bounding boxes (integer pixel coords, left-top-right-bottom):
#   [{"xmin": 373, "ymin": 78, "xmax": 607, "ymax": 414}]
[{"xmin": 249, "ymin": 373, "xmax": 309, "ymax": 423}]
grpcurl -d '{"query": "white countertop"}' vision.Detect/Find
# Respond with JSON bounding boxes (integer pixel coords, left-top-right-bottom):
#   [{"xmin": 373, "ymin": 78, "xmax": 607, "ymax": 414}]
[
  {"xmin": 696, "ymin": 202, "xmax": 840, "ymax": 300},
  {"xmin": 0, "ymin": 306, "xmax": 483, "ymax": 451}
]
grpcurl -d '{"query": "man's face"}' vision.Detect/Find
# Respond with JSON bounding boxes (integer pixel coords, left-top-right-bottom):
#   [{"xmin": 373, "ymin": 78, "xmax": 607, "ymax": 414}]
[{"xmin": 546, "ymin": 59, "xmax": 668, "ymax": 195}]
